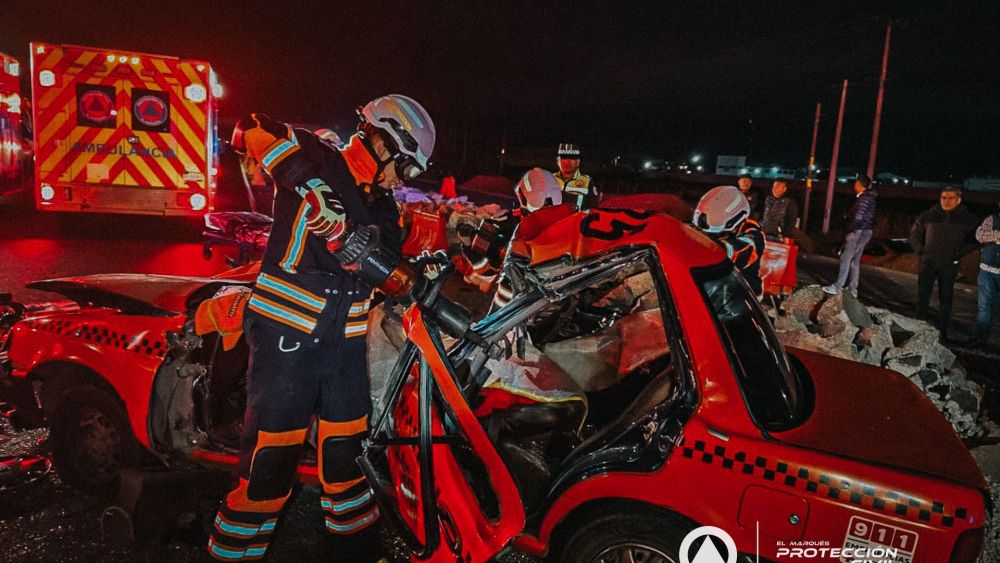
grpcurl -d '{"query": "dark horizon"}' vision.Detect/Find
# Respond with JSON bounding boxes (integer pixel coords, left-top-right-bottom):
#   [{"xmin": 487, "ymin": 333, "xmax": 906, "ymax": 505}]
[{"xmin": 4, "ymin": 1, "xmax": 998, "ymax": 181}]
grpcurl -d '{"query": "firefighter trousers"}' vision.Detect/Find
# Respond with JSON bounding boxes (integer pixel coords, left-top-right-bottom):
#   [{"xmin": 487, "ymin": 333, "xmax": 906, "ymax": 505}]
[{"xmin": 208, "ymin": 306, "xmax": 379, "ymax": 561}]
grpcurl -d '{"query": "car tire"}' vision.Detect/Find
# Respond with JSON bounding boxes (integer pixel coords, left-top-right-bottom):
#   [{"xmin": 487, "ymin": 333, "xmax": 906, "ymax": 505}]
[
  {"xmin": 555, "ymin": 508, "xmax": 694, "ymax": 563},
  {"xmin": 49, "ymin": 384, "xmax": 137, "ymax": 497}
]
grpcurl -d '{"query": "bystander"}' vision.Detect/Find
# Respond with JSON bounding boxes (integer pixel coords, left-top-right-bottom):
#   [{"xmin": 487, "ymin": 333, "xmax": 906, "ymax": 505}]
[
  {"xmin": 908, "ymin": 187, "xmax": 978, "ymax": 341},
  {"xmin": 761, "ymin": 179, "xmax": 799, "ymax": 238},
  {"xmin": 737, "ymin": 172, "xmax": 763, "ymax": 220},
  {"xmin": 823, "ymin": 175, "xmax": 877, "ymax": 298},
  {"xmin": 972, "ymin": 205, "xmax": 1000, "ymax": 348}
]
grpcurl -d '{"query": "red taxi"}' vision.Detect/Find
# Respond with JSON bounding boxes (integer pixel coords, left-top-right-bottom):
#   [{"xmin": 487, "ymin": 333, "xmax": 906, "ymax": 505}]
[{"xmin": 362, "ymin": 204, "xmax": 987, "ymax": 562}]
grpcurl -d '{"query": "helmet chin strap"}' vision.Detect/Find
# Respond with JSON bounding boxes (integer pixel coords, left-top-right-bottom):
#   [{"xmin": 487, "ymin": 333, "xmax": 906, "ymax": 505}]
[{"xmin": 359, "ymin": 131, "xmax": 396, "ymax": 188}]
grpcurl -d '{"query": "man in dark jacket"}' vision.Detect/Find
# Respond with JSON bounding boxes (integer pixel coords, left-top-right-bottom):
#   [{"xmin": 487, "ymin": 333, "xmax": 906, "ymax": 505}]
[
  {"xmin": 909, "ymin": 187, "xmax": 979, "ymax": 339},
  {"xmin": 823, "ymin": 175, "xmax": 877, "ymax": 297},
  {"xmin": 972, "ymin": 206, "xmax": 1000, "ymax": 347},
  {"xmin": 737, "ymin": 172, "xmax": 763, "ymax": 221},
  {"xmin": 761, "ymin": 178, "xmax": 799, "ymax": 237}
]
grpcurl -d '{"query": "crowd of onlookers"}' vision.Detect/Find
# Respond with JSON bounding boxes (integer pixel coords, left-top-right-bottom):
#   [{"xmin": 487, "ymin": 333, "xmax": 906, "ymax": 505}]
[{"xmin": 732, "ymin": 173, "xmax": 999, "ymax": 348}]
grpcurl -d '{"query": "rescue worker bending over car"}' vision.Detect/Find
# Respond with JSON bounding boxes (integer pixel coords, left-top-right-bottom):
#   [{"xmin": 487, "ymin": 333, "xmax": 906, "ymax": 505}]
[
  {"xmin": 455, "ymin": 168, "xmax": 565, "ymax": 308},
  {"xmin": 693, "ymin": 185, "xmax": 766, "ymax": 296},
  {"xmin": 207, "ymin": 95, "xmax": 435, "ymax": 563}
]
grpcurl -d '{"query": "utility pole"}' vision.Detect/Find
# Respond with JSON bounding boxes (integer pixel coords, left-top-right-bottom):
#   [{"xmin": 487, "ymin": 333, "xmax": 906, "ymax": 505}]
[
  {"xmin": 823, "ymin": 80, "xmax": 848, "ymax": 235},
  {"xmin": 802, "ymin": 102, "xmax": 821, "ymax": 231},
  {"xmin": 866, "ymin": 20, "xmax": 892, "ymax": 179}
]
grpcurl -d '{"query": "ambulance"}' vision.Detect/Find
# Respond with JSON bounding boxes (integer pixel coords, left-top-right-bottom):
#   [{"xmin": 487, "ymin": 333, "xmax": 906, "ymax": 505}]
[
  {"xmin": 0, "ymin": 51, "xmax": 26, "ymax": 199},
  {"xmin": 30, "ymin": 43, "xmax": 221, "ymax": 215}
]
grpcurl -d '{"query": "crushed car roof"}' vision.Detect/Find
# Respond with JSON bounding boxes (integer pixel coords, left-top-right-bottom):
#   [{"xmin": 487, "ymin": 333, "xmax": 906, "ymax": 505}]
[{"xmin": 511, "ymin": 205, "xmax": 726, "ymax": 269}]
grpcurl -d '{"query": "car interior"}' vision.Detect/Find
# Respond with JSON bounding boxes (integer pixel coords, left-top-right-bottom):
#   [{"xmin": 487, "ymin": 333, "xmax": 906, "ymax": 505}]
[
  {"xmin": 188, "ymin": 259, "xmax": 680, "ymax": 516},
  {"xmin": 448, "ymin": 263, "xmax": 680, "ymax": 514}
]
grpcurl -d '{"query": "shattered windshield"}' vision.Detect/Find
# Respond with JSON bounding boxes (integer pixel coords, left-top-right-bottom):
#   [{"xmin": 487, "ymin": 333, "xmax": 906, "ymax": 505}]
[{"xmin": 694, "ymin": 264, "xmax": 806, "ymax": 431}]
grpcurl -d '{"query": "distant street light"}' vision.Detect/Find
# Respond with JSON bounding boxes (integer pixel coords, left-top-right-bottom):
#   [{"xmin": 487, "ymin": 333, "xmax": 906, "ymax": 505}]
[{"xmin": 691, "ymin": 154, "xmax": 702, "ymax": 164}]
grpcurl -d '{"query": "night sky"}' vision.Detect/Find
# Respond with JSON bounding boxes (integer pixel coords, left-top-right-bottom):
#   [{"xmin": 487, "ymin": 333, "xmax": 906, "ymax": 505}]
[{"xmin": 4, "ymin": 1, "xmax": 998, "ymax": 180}]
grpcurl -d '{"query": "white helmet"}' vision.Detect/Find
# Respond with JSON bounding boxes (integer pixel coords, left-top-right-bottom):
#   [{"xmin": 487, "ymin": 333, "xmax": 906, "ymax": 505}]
[
  {"xmin": 358, "ymin": 94, "xmax": 435, "ymax": 180},
  {"xmin": 516, "ymin": 167, "xmax": 563, "ymax": 211},
  {"xmin": 692, "ymin": 185, "xmax": 750, "ymax": 233}
]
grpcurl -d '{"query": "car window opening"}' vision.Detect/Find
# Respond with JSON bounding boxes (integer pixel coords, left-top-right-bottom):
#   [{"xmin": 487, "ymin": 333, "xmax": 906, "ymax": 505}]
[{"xmin": 694, "ymin": 262, "xmax": 811, "ymax": 431}]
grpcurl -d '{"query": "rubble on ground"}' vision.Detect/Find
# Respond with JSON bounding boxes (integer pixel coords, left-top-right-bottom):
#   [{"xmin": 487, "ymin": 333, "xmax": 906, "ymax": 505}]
[{"xmin": 774, "ymin": 285, "xmax": 984, "ymax": 438}]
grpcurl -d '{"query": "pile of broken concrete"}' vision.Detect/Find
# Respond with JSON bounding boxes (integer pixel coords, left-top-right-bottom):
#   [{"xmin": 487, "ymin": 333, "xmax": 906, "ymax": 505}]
[{"xmin": 774, "ymin": 285, "xmax": 984, "ymax": 438}]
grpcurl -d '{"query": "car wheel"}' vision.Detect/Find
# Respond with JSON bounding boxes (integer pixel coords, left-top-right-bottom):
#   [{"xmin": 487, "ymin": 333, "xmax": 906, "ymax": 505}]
[
  {"xmin": 556, "ymin": 509, "xmax": 694, "ymax": 563},
  {"xmin": 50, "ymin": 385, "xmax": 136, "ymax": 497}
]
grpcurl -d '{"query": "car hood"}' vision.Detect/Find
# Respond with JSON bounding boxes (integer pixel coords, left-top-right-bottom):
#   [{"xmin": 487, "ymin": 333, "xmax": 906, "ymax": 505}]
[
  {"xmin": 27, "ymin": 273, "xmax": 254, "ymax": 316},
  {"xmin": 773, "ymin": 347, "xmax": 986, "ymax": 491}
]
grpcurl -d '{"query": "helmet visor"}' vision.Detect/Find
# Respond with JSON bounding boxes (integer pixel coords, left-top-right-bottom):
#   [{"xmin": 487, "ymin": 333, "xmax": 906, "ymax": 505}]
[{"xmin": 393, "ymin": 152, "xmax": 423, "ymax": 180}]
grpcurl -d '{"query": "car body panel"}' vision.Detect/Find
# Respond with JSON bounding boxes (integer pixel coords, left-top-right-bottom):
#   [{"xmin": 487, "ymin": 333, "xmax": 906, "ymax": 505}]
[
  {"xmin": 776, "ymin": 348, "xmax": 986, "ymax": 491},
  {"xmin": 8, "ymin": 308, "xmax": 181, "ymax": 445},
  {"xmin": 27, "ymin": 273, "xmax": 252, "ymax": 315},
  {"xmin": 521, "ymin": 413, "xmax": 984, "ymax": 561}
]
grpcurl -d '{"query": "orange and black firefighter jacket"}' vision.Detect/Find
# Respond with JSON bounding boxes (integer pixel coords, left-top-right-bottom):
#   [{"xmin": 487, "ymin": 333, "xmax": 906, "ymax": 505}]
[
  {"xmin": 710, "ymin": 218, "xmax": 765, "ymax": 296},
  {"xmin": 245, "ymin": 130, "xmax": 401, "ymax": 344}
]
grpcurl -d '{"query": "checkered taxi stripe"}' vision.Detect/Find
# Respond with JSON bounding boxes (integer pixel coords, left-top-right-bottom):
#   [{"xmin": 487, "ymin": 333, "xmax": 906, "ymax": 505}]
[
  {"xmin": 23, "ymin": 319, "xmax": 167, "ymax": 358},
  {"xmin": 679, "ymin": 437, "xmax": 968, "ymax": 528}
]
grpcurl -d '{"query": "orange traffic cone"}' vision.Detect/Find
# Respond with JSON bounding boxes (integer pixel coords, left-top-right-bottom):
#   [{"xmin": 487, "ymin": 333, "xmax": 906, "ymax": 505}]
[{"xmin": 440, "ymin": 176, "xmax": 457, "ymax": 199}]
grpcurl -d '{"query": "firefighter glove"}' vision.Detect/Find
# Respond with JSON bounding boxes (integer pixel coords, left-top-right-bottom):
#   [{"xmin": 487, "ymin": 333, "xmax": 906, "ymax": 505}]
[{"xmin": 303, "ymin": 180, "xmax": 348, "ymax": 240}]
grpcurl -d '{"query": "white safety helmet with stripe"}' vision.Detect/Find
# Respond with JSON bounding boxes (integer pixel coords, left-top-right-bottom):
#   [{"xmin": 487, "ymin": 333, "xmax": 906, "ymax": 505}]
[
  {"xmin": 693, "ymin": 185, "xmax": 750, "ymax": 234},
  {"xmin": 516, "ymin": 167, "xmax": 563, "ymax": 211},
  {"xmin": 358, "ymin": 94, "xmax": 435, "ymax": 180}
]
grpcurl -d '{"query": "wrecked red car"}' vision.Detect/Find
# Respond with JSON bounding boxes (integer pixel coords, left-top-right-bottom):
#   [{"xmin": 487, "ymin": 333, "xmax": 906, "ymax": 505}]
[
  {"xmin": 362, "ymin": 205, "xmax": 988, "ymax": 562},
  {"xmin": 0, "ymin": 205, "xmax": 989, "ymax": 562}
]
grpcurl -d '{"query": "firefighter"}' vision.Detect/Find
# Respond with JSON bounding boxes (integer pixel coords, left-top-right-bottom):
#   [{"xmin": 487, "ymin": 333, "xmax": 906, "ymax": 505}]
[
  {"xmin": 489, "ymin": 167, "xmax": 564, "ymax": 308},
  {"xmin": 693, "ymin": 185, "xmax": 766, "ymax": 296},
  {"xmin": 451, "ymin": 167, "xmax": 565, "ymax": 308},
  {"xmin": 207, "ymin": 95, "xmax": 435, "ymax": 562},
  {"xmin": 553, "ymin": 143, "xmax": 598, "ymax": 210}
]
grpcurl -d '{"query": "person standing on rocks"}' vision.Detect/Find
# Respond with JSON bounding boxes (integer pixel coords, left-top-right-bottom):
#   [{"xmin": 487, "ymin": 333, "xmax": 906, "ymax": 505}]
[
  {"xmin": 971, "ymin": 205, "xmax": 1000, "ymax": 348},
  {"xmin": 823, "ymin": 175, "xmax": 877, "ymax": 298},
  {"xmin": 908, "ymin": 187, "xmax": 979, "ymax": 341}
]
